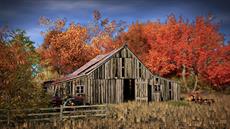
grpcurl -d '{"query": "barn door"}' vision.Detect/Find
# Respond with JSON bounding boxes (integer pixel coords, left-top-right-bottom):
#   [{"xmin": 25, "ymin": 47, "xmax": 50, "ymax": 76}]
[
  {"xmin": 135, "ymin": 79, "xmax": 148, "ymax": 102},
  {"xmin": 123, "ymin": 79, "xmax": 135, "ymax": 102}
]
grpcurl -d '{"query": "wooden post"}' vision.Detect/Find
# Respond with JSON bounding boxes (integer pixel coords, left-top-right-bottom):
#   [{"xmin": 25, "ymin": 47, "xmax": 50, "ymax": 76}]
[
  {"xmin": 60, "ymin": 105, "xmax": 63, "ymax": 121},
  {"xmin": 7, "ymin": 109, "xmax": 10, "ymax": 125},
  {"xmin": 105, "ymin": 104, "xmax": 108, "ymax": 119}
]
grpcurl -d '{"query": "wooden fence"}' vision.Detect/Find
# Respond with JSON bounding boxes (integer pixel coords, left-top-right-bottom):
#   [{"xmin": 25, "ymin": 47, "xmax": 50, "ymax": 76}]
[{"xmin": 0, "ymin": 104, "xmax": 107, "ymax": 124}]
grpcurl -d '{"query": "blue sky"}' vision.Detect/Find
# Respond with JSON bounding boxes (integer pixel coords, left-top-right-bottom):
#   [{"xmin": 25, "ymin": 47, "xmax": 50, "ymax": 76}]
[{"xmin": 0, "ymin": 0, "xmax": 230, "ymax": 47}]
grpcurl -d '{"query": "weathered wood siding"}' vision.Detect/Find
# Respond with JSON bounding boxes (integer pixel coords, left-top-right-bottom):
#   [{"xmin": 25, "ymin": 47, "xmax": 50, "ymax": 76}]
[
  {"xmin": 89, "ymin": 47, "xmax": 152, "ymax": 80},
  {"xmin": 49, "ymin": 46, "xmax": 180, "ymax": 104},
  {"xmin": 135, "ymin": 79, "xmax": 148, "ymax": 102},
  {"xmin": 148, "ymin": 76, "xmax": 180, "ymax": 101},
  {"xmin": 86, "ymin": 47, "xmax": 153, "ymax": 103},
  {"xmin": 51, "ymin": 76, "xmax": 87, "ymax": 98},
  {"xmin": 86, "ymin": 79, "xmax": 123, "ymax": 104}
]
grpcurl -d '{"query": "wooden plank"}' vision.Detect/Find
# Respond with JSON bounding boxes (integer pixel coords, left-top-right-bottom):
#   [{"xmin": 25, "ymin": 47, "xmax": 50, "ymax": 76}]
[
  {"xmin": 111, "ymin": 80, "xmax": 114, "ymax": 103},
  {"xmin": 63, "ymin": 104, "xmax": 106, "ymax": 109},
  {"xmin": 63, "ymin": 110, "xmax": 106, "ymax": 114},
  {"xmin": 121, "ymin": 79, "xmax": 123, "ymax": 102},
  {"xmin": 27, "ymin": 112, "xmax": 60, "ymax": 116},
  {"xmin": 108, "ymin": 80, "xmax": 111, "ymax": 103},
  {"xmin": 62, "ymin": 114, "xmax": 106, "ymax": 119},
  {"xmin": 120, "ymin": 58, "xmax": 122, "ymax": 78}
]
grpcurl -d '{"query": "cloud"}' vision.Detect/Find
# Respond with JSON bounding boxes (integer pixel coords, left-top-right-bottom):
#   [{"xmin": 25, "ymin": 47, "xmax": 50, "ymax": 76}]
[
  {"xmin": 40, "ymin": 0, "xmax": 132, "ymax": 14},
  {"xmin": 0, "ymin": 0, "xmax": 230, "ymax": 45},
  {"xmin": 43, "ymin": 0, "xmax": 99, "ymax": 10}
]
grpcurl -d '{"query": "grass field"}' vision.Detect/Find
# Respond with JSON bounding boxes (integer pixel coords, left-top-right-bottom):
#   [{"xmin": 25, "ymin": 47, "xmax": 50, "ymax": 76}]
[
  {"xmin": 1, "ymin": 93, "xmax": 230, "ymax": 129},
  {"xmin": 75, "ymin": 93, "xmax": 230, "ymax": 129}
]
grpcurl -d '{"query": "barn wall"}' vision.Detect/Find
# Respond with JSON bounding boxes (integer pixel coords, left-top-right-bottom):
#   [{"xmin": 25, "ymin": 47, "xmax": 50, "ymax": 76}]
[
  {"xmin": 86, "ymin": 47, "xmax": 154, "ymax": 104},
  {"xmin": 50, "ymin": 76, "xmax": 88, "ymax": 99},
  {"xmin": 148, "ymin": 76, "xmax": 180, "ymax": 101},
  {"xmin": 86, "ymin": 78, "xmax": 123, "ymax": 104}
]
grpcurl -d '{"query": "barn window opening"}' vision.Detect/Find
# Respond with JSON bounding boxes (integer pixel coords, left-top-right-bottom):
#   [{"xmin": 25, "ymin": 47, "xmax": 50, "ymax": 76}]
[
  {"xmin": 154, "ymin": 78, "xmax": 161, "ymax": 92},
  {"xmin": 70, "ymin": 82, "xmax": 73, "ymax": 95},
  {"xmin": 155, "ymin": 78, "xmax": 159, "ymax": 84},
  {"xmin": 139, "ymin": 62, "xmax": 142, "ymax": 78},
  {"xmin": 154, "ymin": 85, "xmax": 158, "ymax": 91},
  {"xmin": 114, "ymin": 59, "xmax": 118, "ymax": 77},
  {"xmin": 154, "ymin": 83, "xmax": 161, "ymax": 92},
  {"xmin": 122, "ymin": 58, "xmax": 125, "ymax": 77},
  {"xmin": 76, "ymin": 85, "xmax": 84, "ymax": 96},
  {"xmin": 169, "ymin": 82, "xmax": 172, "ymax": 99},
  {"xmin": 158, "ymin": 85, "xmax": 161, "ymax": 91},
  {"xmin": 169, "ymin": 82, "xmax": 172, "ymax": 89}
]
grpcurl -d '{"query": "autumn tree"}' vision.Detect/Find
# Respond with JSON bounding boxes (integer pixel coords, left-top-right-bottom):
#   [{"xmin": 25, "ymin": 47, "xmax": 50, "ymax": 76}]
[
  {"xmin": 199, "ymin": 43, "xmax": 230, "ymax": 89},
  {"xmin": 38, "ymin": 12, "xmax": 229, "ymax": 90},
  {"xmin": 120, "ymin": 22, "xmax": 151, "ymax": 61},
  {"xmin": 39, "ymin": 10, "xmax": 126, "ymax": 75},
  {"xmin": 39, "ymin": 18, "xmax": 99, "ymax": 75},
  {"xmin": 144, "ymin": 15, "xmax": 228, "ymax": 91},
  {"xmin": 90, "ymin": 10, "xmax": 126, "ymax": 53},
  {"xmin": 0, "ymin": 29, "xmax": 50, "ymax": 109}
]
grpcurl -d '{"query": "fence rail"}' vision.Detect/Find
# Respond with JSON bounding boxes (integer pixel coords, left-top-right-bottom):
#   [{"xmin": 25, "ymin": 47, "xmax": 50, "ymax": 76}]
[{"xmin": 0, "ymin": 104, "xmax": 107, "ymax": 124}]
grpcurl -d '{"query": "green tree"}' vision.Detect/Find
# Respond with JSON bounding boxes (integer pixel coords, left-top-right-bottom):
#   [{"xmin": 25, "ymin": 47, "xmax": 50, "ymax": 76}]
[{"xmin": 0, "ymin": 29, "xmax": 50, "ymax": 109}]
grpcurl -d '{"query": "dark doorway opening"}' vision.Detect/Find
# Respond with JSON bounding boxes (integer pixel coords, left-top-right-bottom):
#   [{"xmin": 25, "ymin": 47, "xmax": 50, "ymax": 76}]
[
  {"xmin": 148, "ymin": 84, "xmax": 152, "ymax": 102},
  {"xmin": 123, "ymin": 79, "xmax": 135, "ymax": 102},
  {"xmin": 169, "ymin": 82, "xmax": 172, "ymax": 100},
  {"xmin": 169, "ymin": 91, "xmax": 172, "ymax": 100}
]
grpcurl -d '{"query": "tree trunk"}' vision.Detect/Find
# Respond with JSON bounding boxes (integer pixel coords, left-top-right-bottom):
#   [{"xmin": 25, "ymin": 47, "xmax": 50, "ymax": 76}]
[
  {"xmin": 193, "ymin": 74, "xmax": 198, "ymax": 92},
  {"xmin": 182, "ymin": 64, "xmax": 190, "ymax": 92}
]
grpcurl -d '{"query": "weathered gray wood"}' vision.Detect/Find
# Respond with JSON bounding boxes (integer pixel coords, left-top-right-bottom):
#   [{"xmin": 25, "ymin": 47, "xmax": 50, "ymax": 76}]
[
  {"xmin": 48, "ymin": 45, "xmax": 180, "ymax": 104},
  {"xmin": 0, "ymin": 105, "xmax": 107, "ymax": 122}
]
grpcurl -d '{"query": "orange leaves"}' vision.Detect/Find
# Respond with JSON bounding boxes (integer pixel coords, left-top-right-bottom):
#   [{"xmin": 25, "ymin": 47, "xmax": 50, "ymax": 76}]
[
  {"xmin": 146, "ymin": 50, "xmax": 177, "ymax": 76},
  {"xmin": 39, "ymin": 11, "xmax": 126, "ymax": 75},
  {"xmin": 122, "ymin": 22, "xmax": 150, "ymax": 59},
  {"xmin": 129, "ymin": 15, "xmax": 229, "ymax": 88},
  {"xmin": 0, "ymin": 30, "xmax": 38, "ymax": 94},
  {"xmin": 39, "ymin": 23, "xmax": 98, "ymax": 74},
  {"xmin": 92, "ymin": 34, "xmax": 122, "ymax": 54},
  {"xmin": 0, "ymin": 41, "xmax": 16, "ymax": 73},
  {"xmin": 200, "ymin": 45, "xmax": 230, "ymax": 88},
  {"xmin": 38, "ymin": 12, "xmax": 229, "ymax": 88},
  {"xmin": 90, "ymin": 10, "xmax": 126, "ymax": 54}
]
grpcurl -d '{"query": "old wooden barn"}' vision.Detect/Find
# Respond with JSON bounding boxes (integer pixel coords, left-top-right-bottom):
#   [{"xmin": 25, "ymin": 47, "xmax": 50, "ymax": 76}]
[{"xmin": 46, "ymin": 44, "xmax": 180, "ymax": 104}]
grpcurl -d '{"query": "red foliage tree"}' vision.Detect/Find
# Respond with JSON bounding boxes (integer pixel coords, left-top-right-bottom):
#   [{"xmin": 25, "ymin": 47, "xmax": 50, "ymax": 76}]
[
  {"xmin": 142, "ymin": 15, "xmax": 228, "ymax": 90},
  {"xmin": 199, "ymin": 44, "xmax": 230, "ymax": 89}
]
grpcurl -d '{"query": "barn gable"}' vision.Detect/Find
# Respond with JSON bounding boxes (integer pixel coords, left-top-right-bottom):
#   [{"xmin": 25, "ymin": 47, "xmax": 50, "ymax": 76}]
[
  {"xmin": 88, "ymin": 44, "xmax": 153, "ymax": 79},
  {"xmin": 54, "ymin": 45, "xmax": 125, "ymax": 83}
]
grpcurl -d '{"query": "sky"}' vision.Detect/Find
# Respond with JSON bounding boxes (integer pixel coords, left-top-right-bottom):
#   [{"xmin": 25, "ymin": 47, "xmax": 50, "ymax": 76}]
[{"xmin": 0, "ymin": 0, "xmax": 230, "ymax": 47}]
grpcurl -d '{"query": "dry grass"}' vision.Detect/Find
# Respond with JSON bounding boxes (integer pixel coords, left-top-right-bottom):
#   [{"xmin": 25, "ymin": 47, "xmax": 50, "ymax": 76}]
[
  {"xmin": 1, "ymin": 93, "xmax": 230, "ymax": 129},
  {"xmin": 105, "ymin": 93, "xmax": 230, "ymax": 129}
]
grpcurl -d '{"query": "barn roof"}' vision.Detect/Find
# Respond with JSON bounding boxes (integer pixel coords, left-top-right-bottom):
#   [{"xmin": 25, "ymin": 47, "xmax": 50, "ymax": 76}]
[{"xmin": 53, "ymin": 45, "xmax": 125, "ymax": 83}]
